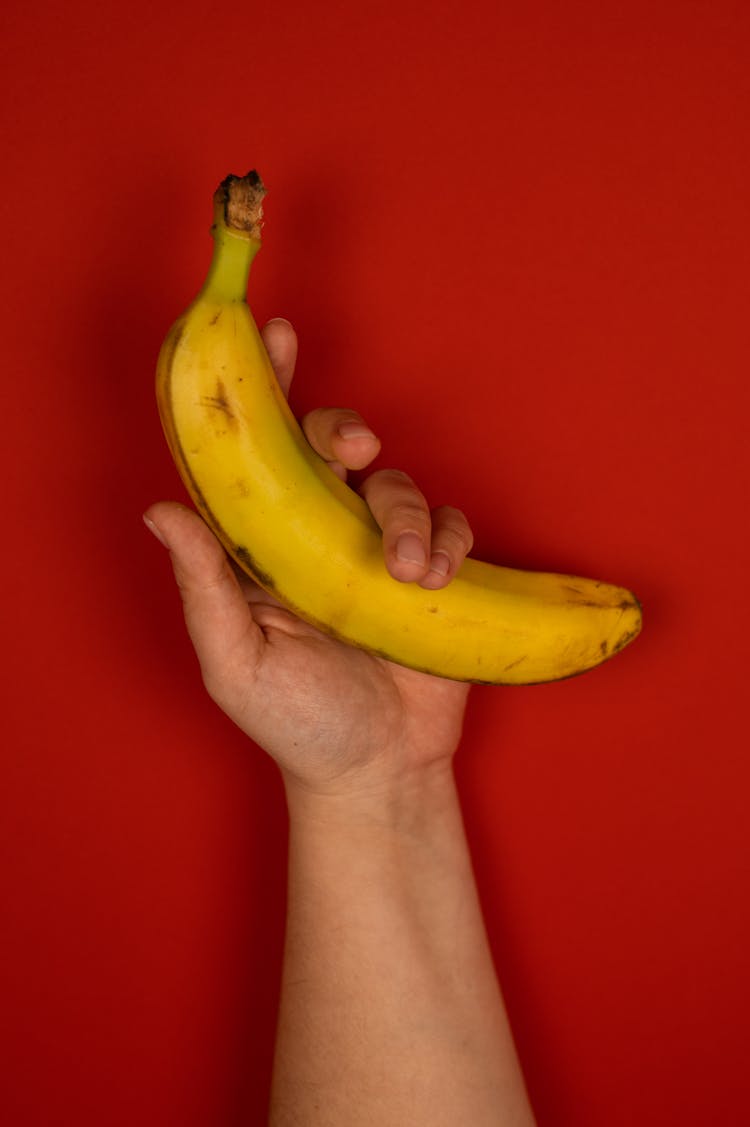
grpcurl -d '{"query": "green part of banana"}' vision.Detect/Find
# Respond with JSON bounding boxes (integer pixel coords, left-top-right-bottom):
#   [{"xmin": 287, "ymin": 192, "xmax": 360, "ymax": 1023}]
[{"xmin": 155, "ymin": 171, "xmax": 642, "ymax": 684}]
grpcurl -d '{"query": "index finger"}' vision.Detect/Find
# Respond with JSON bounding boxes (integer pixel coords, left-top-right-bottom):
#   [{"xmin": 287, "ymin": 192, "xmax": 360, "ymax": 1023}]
[{"xmin": 261, "ymin": 318, "xmax": 298, "ymax": 397}]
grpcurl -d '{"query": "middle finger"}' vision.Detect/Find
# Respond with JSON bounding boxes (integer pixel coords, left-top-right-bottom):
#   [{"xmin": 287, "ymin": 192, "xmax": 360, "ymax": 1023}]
[{"xmin": 359, "ymin": 468, "xmax": 432, "ymax": 583}]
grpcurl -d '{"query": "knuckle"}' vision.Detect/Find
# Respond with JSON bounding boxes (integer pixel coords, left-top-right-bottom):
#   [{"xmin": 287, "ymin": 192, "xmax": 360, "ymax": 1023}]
[
  {"xmin": 389, "ymin": 501, "xmax": 430, "ymax": 531},
  {"xmin": 336, "ymin": 407, "xmax": 366, "ymax": 423},
  {"xmin": 434, "ymin": 503, "xmax": 466, "ymax": 523},
  {"xmin": 300, "ymin": 407, "xmax": 339, "ymax": 457},
  {"xmin": 361, "ymin": 467, "xmax": 415, "ymax": 505},
  {"xmin": 439, "ymin": 527, "xmax": 472, "ymax": 556},
  {"xmin": 299, "ymin": 406, "xmax": 328, "ymax": 434},
  {"xmin": 361, "ymin": 467, "xmax": 433, "ymax": 534},
  {"xmin": 432, "ymin": 505, "xmax": 474, "ymax": 552},
  {"xmin": 303, "ymin": 405, "xmax": 359, "ymax": 425},
  {"xmin": 369, "ymin": 467, "xmax": 415, "ymax": 488}
]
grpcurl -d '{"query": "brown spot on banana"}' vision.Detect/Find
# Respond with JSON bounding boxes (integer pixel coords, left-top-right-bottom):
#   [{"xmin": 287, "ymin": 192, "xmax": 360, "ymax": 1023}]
[
  {"xmin": 611, "ymin": 624, "xmax": 642, "ymax": 654},
  {"xmin": 201, "ymin": 379, "xmax": 237, "ymax": 426},
  {"xmin": 233, "ymin": 546, "xmax": 279, "ymax": 594}
]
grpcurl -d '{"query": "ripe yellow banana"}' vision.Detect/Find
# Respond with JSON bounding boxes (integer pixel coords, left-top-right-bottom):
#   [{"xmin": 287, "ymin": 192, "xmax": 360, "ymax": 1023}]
[{"xmin": 156, "ymin": 171, "xmax": 641, "ymax": 684}]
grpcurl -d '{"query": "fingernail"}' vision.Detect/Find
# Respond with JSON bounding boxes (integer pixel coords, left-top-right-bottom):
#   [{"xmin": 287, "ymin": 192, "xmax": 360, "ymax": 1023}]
[
  {"xmin": 143, "ymin": 514, "xmax": 169, "ymax": 548},
  {"xmin": 429, "ymin": 551, "xmax": 451, "ymax": 577},
  {"xmin": 396, "ymin": 531, "xmax": 426, "ymax": 566},
  {"xmin": 337, "ymin": 421, "xmax": 377, "ymax": 441},
  {"xmin": 265, "ymin": 316, "xmax": 293, "ymax": 328}
]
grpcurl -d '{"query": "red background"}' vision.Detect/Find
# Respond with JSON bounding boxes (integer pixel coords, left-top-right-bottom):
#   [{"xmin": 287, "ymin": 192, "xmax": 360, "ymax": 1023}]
[{"xmin": 2, "ymin": 1, "xmax": 749, "ymax": 1123}]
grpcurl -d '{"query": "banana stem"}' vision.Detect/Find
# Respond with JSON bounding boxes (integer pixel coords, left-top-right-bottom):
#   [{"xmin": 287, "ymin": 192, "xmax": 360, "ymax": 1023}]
[{"xmin": 200, "ymin": 171, "xmax": 266, "ymax": 303}]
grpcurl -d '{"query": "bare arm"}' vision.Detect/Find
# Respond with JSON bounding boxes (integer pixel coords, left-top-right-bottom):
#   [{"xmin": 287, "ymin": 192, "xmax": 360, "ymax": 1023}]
[
  {"xmin": 272, "ymin": 768, "xmax": 535, "ymax": 1126},
  {"xmin": 145, "ymin": 317, "xmax": 536, "ymax": 1127}
]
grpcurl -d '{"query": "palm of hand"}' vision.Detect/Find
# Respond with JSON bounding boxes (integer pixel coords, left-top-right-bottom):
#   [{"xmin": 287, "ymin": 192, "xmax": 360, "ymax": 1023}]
[{"xmin": 214, "ymin": 583, "xmax": 470, "ymax": 793}]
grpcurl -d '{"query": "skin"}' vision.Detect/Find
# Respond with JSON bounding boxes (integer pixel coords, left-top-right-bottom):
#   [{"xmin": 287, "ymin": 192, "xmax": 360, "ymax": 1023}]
[{"xmin": 144, "ymin": 317, "xmax": 537, "ymax": 1126}]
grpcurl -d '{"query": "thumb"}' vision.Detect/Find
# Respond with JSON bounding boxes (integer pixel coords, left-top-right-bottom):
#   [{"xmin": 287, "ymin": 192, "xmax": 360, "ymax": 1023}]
[{"xmin": 143, "ymin": 501, "xmax": 263, "ymax": 694}]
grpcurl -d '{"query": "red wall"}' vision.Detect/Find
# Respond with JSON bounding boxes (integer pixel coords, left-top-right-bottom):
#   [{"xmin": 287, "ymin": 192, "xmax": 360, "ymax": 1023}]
[{"xmin": 3, "ymin": 2, "xmax": 749, "ymax": 1123}]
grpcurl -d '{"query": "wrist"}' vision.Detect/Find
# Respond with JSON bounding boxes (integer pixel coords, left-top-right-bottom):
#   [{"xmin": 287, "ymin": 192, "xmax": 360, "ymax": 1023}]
[{"xmin": 281, "ymin": 755, "xmax": 458, "ymax": 835}]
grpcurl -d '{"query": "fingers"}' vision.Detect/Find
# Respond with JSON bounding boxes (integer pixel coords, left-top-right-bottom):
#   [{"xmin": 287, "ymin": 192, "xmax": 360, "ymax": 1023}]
[
  {"xmin": 420, "ymin": 504, "xmax": 475, "ymax": 590},
  {"xmin": 359, "ymin": 470, "xmax": 473, "ymax": 588},
  {"xmin": 253, "ymin": 320, "xmax": 473, "ymax": 589},
  {"xmin": 261, "ymin": 318, "xmax": 298, "ymax": 398},
  {"xmin": 261, "ymin": 322, "xmax": 382, "ymax": 476},
  {"xmin": 143, "ymin": 501, "xmax": 263, "ymax": 698},
  {"xmin": 360, "ymin": 469, "xmax": 431, "ymax": 583},
  {"xmin": 301, "ymin": 407, "xmax": 381, "ymax": 475}
]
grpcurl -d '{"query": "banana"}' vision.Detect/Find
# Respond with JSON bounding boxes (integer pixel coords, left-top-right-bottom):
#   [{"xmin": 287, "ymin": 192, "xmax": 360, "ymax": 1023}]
[{"xmin": 155, "ymin": 171, "xmax": 641, "ymax": 684}]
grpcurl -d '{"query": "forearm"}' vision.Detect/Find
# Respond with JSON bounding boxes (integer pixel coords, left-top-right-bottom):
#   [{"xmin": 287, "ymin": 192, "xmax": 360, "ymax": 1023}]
[{"xmin": 269, "ymin": 761, "xmax": 536, "ymax": 1127}]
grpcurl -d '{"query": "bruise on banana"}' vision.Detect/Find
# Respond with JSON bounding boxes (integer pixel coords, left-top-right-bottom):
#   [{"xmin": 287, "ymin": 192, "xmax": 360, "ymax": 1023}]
[
  {"xmin": 201, "ymin": 379, "xmax": 238, "ymax": 428},
  {"xmin": 611, "ymin": 624, "xmax": 641, "ymax": 654},
  {"xmin": 233, "ymin": 545, "xmax": 280, "ymax": 596}
]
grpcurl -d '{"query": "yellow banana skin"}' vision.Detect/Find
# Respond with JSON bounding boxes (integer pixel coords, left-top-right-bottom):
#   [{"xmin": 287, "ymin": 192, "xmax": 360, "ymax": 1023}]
[{"xmin": 156, "ymin": 172, "xmax": 641, "ymax": 684}]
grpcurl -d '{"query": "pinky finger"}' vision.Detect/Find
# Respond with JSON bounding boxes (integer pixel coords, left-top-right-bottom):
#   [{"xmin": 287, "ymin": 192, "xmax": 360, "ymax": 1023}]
[{"xmin": 419, "ymin": 505, "xmax": 474, "ymax": 590}]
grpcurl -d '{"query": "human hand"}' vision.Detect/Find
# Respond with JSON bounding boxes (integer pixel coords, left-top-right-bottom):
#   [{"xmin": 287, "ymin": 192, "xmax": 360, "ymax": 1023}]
[{"xmin": 145, "ymin": 319, "xmax": 474, "ymax": 802}]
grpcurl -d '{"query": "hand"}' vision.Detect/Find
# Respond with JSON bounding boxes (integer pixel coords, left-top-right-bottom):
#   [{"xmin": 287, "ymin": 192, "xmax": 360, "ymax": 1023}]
[{"xmin": 145, "ymin": 318, "xmax": 475, "ymax": 801}]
